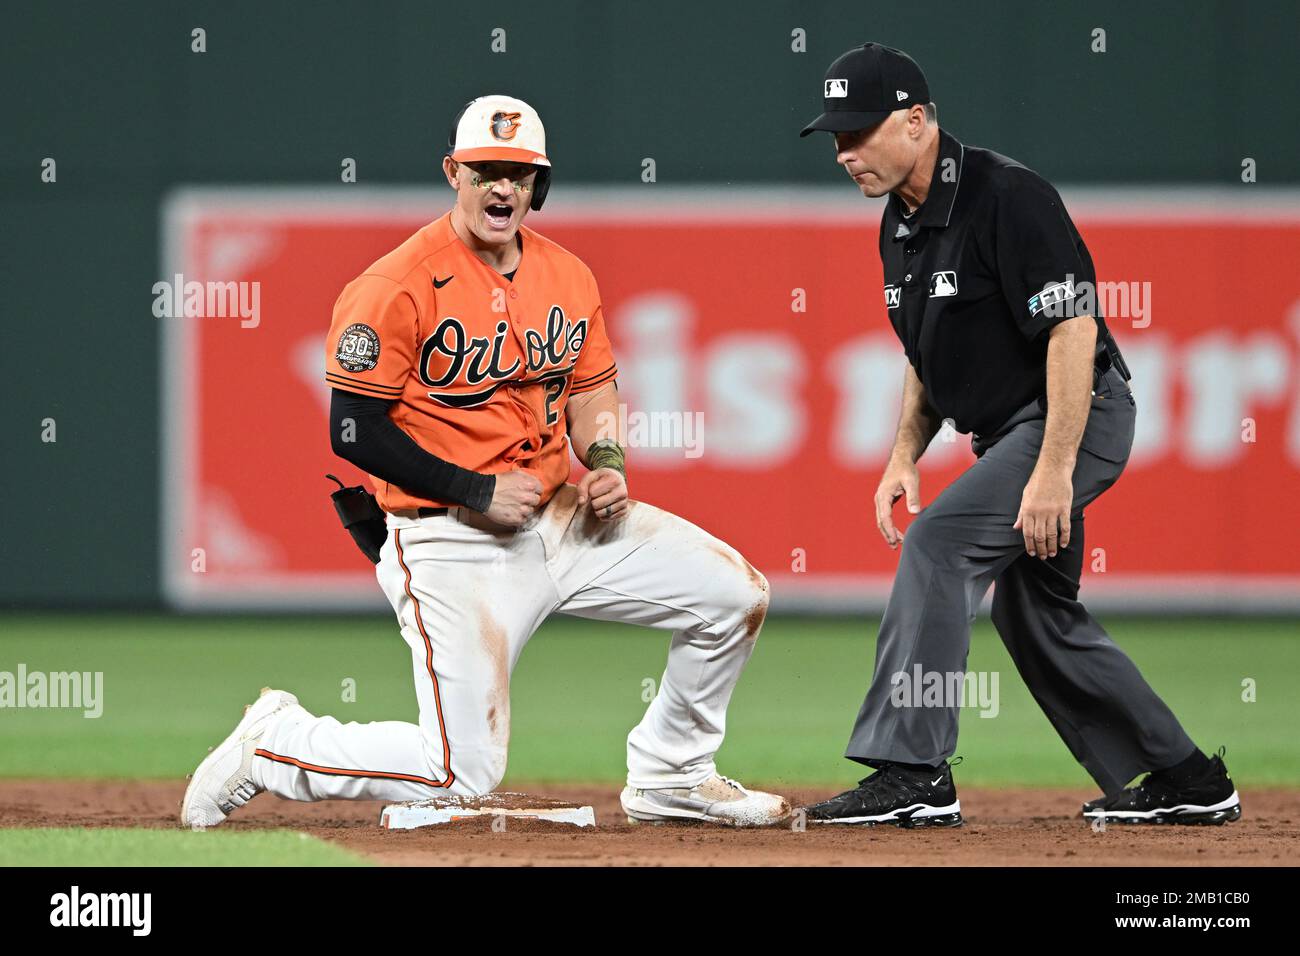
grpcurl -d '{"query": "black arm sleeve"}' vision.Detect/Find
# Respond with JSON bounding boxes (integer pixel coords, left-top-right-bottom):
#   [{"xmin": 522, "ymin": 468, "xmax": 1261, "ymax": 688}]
[{"xmin": 329, "ymin": 389, "xmax": 495, "ymax": 513}]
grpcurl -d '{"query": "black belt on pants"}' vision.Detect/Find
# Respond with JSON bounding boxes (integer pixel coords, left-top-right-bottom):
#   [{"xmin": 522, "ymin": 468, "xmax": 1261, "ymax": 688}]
[
  {"xmin": 417, "ymin": 507, "xmax": 450, "ymax": 518},
  {"xmin": 1094, "ymin": 329, "xmax": 1131, "ymax": 382}
]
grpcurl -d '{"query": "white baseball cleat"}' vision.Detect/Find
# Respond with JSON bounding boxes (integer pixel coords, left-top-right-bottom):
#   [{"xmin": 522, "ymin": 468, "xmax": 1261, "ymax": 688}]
[
  {"xmin": 621, "ymin": 774, "xmax": 791, "ymax": 827},
  {"xmin": 180, "ymin": 687, "xmax": 305, "ymax": 831}
]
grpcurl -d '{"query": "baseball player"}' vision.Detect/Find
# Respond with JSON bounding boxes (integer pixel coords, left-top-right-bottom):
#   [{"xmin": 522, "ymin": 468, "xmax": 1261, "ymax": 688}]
[
  {"xmin": 797, "ymin": 45, "xmax": 1239, "ymax": 827},
  {"xmin": 181, "ymin": 95, "xmax": 789, "ymax": 829}
]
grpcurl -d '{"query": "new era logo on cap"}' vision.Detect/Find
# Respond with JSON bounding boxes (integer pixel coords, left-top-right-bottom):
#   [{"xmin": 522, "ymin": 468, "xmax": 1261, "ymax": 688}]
[
  {"xmin": 896, "ymin": 89, "xmax": 908, "ymax": 101},
  {"xmin": 825, "ymin": 79, "xmax": 848, "ymax": 98}
]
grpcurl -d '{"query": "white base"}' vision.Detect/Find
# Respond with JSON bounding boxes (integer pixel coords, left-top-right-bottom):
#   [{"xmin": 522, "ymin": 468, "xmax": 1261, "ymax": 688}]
[{"xmin": 380, "ymin": 798, "xmax": 596, "ymax": 830}]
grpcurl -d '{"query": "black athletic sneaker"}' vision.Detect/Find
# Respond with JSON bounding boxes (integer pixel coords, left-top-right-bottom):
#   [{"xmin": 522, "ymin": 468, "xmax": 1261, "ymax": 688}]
[
  {"xmin": 804, "ymin": 760, "xmax": 963, "ymax": 827},
  {"xmin": 1082, "ymin": 749, "xmax": 1241, "ymax": 826}
]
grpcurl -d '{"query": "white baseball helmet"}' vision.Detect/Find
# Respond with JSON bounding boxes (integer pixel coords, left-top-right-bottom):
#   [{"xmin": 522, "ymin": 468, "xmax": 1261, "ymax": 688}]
[{"xmin": 446, "ymin": 94, "xmax": 551, "ymax": 210}]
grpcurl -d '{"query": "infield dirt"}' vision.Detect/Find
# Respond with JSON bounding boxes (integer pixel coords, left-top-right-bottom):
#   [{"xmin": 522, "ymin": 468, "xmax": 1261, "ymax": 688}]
[{"xmin": 2, "ymin": 780, "xmax": 1296, "ymax": 866}]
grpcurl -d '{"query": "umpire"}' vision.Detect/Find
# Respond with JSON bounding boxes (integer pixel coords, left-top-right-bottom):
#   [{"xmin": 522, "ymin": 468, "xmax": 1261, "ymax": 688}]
[{"xmin": 799, "ymin": 44, "xmax": 1239, "ymax": 827}]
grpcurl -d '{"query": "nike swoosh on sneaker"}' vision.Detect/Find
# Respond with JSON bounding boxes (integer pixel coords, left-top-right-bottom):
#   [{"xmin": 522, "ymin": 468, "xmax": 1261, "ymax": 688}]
[{"xmin": 931, "ymin": 776, "xmax": 945, "ymax": 787}]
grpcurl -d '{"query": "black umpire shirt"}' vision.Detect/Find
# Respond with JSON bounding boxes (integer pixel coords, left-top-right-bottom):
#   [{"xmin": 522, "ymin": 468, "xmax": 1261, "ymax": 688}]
[{"xmin": 880, "ymin": 128, "xmax": 1111, "ymax": 438}]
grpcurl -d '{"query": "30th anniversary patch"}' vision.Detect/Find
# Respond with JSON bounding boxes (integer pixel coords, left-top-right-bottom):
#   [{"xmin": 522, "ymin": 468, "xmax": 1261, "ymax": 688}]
[{"xmin": 335, "ymin": 323, "xmax": 380, "ymax": 372}]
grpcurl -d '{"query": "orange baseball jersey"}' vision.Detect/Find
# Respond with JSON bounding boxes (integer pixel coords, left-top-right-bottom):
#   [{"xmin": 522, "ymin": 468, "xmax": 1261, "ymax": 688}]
[{"xmin": 324, "ymin": 212, "xmax": 617, "ymax": 513}]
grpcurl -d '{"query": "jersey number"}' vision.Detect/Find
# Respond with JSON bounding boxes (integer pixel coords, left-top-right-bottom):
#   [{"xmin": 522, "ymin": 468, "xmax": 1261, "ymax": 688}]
[{"xmin": 543, "ymin": 379, "xmax": 565, "ymax": 426}]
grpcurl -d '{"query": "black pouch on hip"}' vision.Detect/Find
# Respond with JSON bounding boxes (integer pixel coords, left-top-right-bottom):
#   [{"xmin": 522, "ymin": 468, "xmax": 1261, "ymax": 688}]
[{"xmin": 326, "ymin": 474, "xmax": 388, "ymax": 565}]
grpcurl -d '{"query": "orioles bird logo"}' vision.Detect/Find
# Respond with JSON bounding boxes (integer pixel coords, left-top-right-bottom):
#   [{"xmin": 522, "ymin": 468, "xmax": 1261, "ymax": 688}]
[{"xmin": 490, "ymin": 111, "xmax": 522, "ymax": 141}]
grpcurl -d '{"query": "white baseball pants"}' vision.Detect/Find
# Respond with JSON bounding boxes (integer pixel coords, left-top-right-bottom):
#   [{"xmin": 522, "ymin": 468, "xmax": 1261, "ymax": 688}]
[{"xmin": 253, "ymin": 483, "xmax": 770, "ymax": 801}]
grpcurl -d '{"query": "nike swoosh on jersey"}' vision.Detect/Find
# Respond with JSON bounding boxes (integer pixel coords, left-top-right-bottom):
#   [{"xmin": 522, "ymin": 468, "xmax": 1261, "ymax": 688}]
[{"xmin": 433, "ymin": 275, "xmax": 455, "ymax": 288}]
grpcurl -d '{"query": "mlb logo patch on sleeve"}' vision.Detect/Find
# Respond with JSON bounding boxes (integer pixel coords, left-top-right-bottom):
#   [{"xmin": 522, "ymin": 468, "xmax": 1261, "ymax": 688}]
[{"xmin": 929, "ymin": 271, "xmax": 958, "ymax": 297}]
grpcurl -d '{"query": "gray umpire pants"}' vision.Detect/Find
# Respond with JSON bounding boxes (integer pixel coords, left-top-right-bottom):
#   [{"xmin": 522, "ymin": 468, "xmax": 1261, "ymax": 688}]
[{"xmin": 846, "ymin": 367, "xmax": 1195, "ymax": 796}]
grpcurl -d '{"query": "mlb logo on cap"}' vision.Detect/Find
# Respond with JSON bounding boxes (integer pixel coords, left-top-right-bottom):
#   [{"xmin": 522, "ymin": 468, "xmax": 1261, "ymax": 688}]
[
  {"xmin": 825, "ymin": 79, "xmax": 848, "ymax": 98},
  {"xmin": 449, "ymin": 94, "xmax": 551, "ymax": 167}
]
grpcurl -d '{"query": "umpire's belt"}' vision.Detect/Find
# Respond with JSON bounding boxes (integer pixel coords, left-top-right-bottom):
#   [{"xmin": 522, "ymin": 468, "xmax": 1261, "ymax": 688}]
[{"xmin": 1093, "ymin": 330, "xmax": 1131, "ymax": 383}]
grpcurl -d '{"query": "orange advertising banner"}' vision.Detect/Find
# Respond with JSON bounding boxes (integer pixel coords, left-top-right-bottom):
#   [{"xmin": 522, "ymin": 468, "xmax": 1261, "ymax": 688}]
[{"xmin": 160, "ymin": 189, "xmax": 1300, "ymax": 611}]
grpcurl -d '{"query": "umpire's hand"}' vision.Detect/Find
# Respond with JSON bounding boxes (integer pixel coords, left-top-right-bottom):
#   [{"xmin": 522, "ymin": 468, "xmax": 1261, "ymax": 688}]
[
  {"xmin": 1014, "ymin": 465, "xmax": 1074, "ymax": 559},
  {"xmin": 875, "ymin": 456, "xmax": 922, "ymax": 549}
]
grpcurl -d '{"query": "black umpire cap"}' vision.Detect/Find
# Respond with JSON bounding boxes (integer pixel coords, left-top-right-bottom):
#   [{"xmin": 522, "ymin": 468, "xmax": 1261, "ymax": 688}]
[{"xmin": 800, "ymin": 43, "xmax": 930, "ymax": 137}]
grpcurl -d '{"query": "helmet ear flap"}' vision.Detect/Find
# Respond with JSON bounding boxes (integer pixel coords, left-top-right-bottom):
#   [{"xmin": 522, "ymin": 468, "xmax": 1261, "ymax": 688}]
[{"xmin": 529, "ymin": 167, "xmax": 551, "ymax": 211}]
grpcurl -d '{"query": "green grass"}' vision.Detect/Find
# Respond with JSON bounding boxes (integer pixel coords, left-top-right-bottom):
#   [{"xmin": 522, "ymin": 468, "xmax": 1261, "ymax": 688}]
[
  {"xmin": 0, "ymin": 827, "xmax": 368, "ymax": 866},
  {"xmin": 0, "ymin": 613, "xmax": 1296, "ymax": 789}
]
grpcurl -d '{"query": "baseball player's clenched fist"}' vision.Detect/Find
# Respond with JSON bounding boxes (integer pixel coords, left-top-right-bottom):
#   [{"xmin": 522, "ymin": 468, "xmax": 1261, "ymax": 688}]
[
  {"xmin": 576, "ymin": 467, "xmax": 628, "ymax": 521},
  {"xmin": 485, "ymin": 470, "xmax": 544, "ymax": 527}
]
